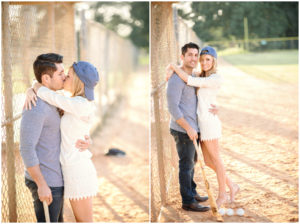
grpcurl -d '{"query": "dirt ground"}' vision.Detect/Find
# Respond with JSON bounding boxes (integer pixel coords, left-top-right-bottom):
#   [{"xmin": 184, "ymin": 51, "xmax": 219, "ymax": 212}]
[
  {"xmin": 158, "ymin": 58, "xmax": 298, "ymax": 222},
  {"xmin": 64, "ymin": 67, "xmax": 149, "ymax": 222}
]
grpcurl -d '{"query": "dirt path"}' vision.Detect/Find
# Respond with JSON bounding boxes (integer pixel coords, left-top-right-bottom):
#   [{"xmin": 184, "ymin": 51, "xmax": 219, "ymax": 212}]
[
  {"xmin": 64, "ymin": 67, "xmax": 149, "ymax": 222},
  {"xmin": 159, "ymin": 58, "xmax": 298, "ymax": 222}
]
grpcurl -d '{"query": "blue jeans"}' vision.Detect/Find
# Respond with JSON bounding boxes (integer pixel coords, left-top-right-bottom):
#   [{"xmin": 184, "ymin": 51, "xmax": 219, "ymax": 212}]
[
  {"xmin": 170, "ymin": 129, "xmax": 199, "ymax": 204},
  {"xmin": 25, "ymin": 178, "xmax": 64, "ymax": 222}
]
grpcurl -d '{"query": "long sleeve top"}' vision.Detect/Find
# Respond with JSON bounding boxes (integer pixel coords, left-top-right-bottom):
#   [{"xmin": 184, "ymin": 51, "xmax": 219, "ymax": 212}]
[
  {"xmin": 187, "ymin": 73, "xmax": 223, "ymax": 120},
  {"xmin": 37, "ymin": 87, "xmax": 94, "ymax": 166},
  {"xmin": 166, "ymin": 73, "xmax": 199, "ymax": 133},
  {"xmin": 20, "ymin": 97, "xmax": 63, "ymax": 187}
]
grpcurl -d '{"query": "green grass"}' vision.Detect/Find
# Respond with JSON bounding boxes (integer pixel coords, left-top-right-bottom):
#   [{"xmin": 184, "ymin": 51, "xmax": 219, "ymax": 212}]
[
  {"xmin": 222, "ymin": 50, "xmax": 298, "ymax": 84},
  {"xmin": 138, "ymin": 53, "xmax": 149, "ymax": 66}
]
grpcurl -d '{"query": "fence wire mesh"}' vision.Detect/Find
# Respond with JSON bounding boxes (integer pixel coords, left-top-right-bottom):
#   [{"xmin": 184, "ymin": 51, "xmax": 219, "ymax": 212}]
[
  {"xmin": 150, "ymin": 3, "xmax": 201, "ymax": 222},
  {"xmin": 1, "ymin": 2, "xmax": 137, "ymax": 222},
  {"xmin": 2, "ymin": 2, "xmax": 76, "ymax": 222},
  {"xmin": 79, "ymin": 18, "xmax": 137, "ymax": 132}
]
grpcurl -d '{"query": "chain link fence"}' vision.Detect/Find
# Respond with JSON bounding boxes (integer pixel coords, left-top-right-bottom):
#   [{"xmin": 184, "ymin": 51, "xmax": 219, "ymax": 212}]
[
  {"xmin": 78, "ymin": 13, "xmax": 137, "ymax": 132},
  {"xmin": 1, "ymin": 2, "xmax": 138, "ymax": 222},
  {"xmin": 150, "ymin": 3, "xmax": 201, "ymax": 222},
  {"xmin": 2, "ymin": 3, "xmax": 76, "ymax": 222}
]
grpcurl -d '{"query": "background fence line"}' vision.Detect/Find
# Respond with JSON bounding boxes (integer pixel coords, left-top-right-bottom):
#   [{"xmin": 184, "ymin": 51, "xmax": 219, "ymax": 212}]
[{"xmin": 1, "ymin": 2, "xmax": 138, "ymax": 222}]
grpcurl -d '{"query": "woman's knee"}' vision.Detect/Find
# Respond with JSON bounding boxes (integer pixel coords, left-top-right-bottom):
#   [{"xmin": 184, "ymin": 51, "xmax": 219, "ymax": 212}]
[
  {"xmin": 75, "ymin": 216, "xmax": 93, "ymax": 223},
  {"xmin": 204, "ymin": 159, "xmax": 216, "ymax": 170},
  {"xmin": 203, "ymin": 142, "xmax": 220, "ymax": 160}
]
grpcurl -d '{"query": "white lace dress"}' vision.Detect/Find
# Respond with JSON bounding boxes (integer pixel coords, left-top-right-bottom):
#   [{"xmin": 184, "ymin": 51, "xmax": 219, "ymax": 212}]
[
  {"xmin": 37, "ymin": 87, "xmax": 98, "ymax": 200},
  {"xmin": 187, "ymin": 73, "xmax": 223, "ymax": 141}
]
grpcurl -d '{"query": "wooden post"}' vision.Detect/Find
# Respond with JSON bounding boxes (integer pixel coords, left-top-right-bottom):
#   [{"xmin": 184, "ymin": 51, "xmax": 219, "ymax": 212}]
[
  {"xmin": 244, "ymin": 17, "xmax": 249, "ymax": 51},
  {"xmin": 79, "ymin": 9, "xmax": 87, "ymax": 61},
  {"xmin": 48, "ymin": 3, "xmax": 55, "ymax": 51},
  {"xmin": 2, "ymin": 2, "xmax": 17, "ymax": 222},
  {"xmin": 20, "ymin": 6, "xmax": 32, "ymax": 88},
  {"xmin": 151, "ymin": 2, "xmax": 175, "ymax": 207}
]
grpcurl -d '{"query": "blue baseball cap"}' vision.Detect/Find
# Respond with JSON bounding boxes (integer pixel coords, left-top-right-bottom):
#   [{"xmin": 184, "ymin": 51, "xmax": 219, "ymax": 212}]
[
  {"xmin": 73, "ymin": 61, "xmax": 99, "ymax": 101},
  {"xmin": 200, "ymin": 46, "xmax": 217, "ymax": 58}
]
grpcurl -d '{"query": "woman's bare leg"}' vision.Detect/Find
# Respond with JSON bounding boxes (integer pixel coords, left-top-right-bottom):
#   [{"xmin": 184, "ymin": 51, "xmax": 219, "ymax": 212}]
[
  {"xmin": 69, "ymin": 197, "xmax": 93, "ymax": 222},
  {"xmin": 201, "ymin": 142, "xmax": 232, "ymax": 189},
  {"xmin": 201, "ymin": 141, "xmax": 239, "ymax": 203}
]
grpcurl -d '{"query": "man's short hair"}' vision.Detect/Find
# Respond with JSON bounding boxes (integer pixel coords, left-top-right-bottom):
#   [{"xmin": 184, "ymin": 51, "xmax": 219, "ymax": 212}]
[
  {"xmin": 181, "ymin": 42, "xmax": 199, "ymax": 56},
  {"xmin": 33, "ymin": 53, "xmax": 63, "ymax": 83}
]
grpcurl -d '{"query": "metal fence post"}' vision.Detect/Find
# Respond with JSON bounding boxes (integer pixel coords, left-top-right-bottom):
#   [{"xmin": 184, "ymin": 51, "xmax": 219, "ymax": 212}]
[{"xmin": 2, "ymin": 2, "xmax": 17, "ymax": 222}]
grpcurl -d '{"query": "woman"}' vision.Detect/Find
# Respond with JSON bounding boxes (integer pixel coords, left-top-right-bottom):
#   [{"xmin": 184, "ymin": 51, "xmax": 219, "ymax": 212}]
[
  {"xmin": 166, "ymin": 46, "xmax": 239, "ymax": 208},
  {"xmin": 25, "ymin": 61, "xmax": 99, "ymax": 222}
]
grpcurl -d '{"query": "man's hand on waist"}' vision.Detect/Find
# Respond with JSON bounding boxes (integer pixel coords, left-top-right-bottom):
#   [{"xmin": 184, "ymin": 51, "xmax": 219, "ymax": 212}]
[
  {"xmin": 75, "ymin": 135, "xmax": 92, "ymax": 152},
  {"xmin": 209, "ymin": 104, "xmax": 218, "ymax": 115}
]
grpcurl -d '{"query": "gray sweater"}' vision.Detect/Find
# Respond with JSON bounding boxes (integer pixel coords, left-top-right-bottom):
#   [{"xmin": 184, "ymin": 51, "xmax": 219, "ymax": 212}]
[
  {"xmin": 167, "ymin": 73, "xmax": 199, "ymax": 133},
  {"xmin": 20, "ymin": 97, "xmax": 63, "ymax": 187}
]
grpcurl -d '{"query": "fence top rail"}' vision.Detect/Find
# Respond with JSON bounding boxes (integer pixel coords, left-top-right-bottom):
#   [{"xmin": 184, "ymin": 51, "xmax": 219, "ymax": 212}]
[{"xmin": 205, "ymin": 36, "xmax": 299, "ymax": 46}]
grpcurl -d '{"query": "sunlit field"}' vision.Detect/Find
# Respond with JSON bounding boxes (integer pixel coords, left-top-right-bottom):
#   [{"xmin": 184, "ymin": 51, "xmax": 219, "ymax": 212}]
[{"xmin": 222, "ymin": 50, "xmax": 298, "ymax": 84}]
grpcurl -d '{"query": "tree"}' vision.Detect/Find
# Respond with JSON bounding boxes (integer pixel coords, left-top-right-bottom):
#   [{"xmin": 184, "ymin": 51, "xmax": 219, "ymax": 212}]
[
  {"xmin": 128, "ymin": 2, "xmax": 149, "ymax": 51},
  {"xmin": 178, "ymin": 2, "xmax": 298, "ymax": 42},
  {"xmin": 89, "ymin": 2, "xmax": 149, "ymax": 50}
]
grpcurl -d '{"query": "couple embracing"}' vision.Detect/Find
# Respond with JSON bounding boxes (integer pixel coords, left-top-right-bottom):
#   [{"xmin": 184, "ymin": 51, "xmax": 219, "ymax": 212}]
[
  {"xmin": 166, "ymin": 43, "xmax": 240, "ymax": 212},
  {"xmin": 20, "ymin": 53, "xmax": 99, "ymax": 222}
]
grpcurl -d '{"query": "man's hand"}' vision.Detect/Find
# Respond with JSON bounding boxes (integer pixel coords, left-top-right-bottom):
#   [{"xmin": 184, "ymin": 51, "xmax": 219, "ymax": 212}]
[
  {"xmin": 75, "ymin": 135, "xmax": 92, "ymax": 152},
  {"xmin": 37, "ymin": 183, "xmax": 52, "ymax": 205},
  {"xmin": 187, "ymin": 127, "xmax": 198, "ymax": 141},
  {"xmin": 209, "ymin": 104, "xmax": 218, "ymax": 115}
]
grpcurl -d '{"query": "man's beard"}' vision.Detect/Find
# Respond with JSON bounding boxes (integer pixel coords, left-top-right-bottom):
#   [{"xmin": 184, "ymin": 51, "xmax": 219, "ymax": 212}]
[{"xmin": 185, "ymin": 62, "xmax": 197, "ymax": 69}]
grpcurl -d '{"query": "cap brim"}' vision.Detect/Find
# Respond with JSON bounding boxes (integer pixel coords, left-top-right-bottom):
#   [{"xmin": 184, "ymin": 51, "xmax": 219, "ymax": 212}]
[{"xmin": 84, "ymin": 85, "xmax": 94, "ymax": 101}]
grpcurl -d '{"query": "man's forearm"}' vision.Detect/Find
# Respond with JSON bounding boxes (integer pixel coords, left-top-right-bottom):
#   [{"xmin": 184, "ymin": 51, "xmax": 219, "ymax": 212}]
[
  {"xmin": 176, "ymin": 117, "xmax": 198, "ymax": 140},
  {"xmin": 176, "ymin": 117, "xmax": 193, "ymax": 132},
  {"xmin": 27, "ymin": 165, "xmax": 48, "ymax": 187},
  {"xmin": 27, "ymin": 165, "xmax": 53, "ymax": 205}
]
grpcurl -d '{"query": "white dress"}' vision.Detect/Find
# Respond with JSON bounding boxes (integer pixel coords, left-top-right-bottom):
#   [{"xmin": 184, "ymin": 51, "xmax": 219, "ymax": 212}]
[
  {"xmin": 37, "ymin": 87, "xmax": 98, "ymax": 200},
  {"xmin": 187, "ymin": 73, "xmax": 223, "ymax": 141}
]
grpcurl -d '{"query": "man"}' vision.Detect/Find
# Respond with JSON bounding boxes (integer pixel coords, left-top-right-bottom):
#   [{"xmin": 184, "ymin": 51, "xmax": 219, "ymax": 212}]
[
  {"xmin": 20, "ymin": 53, "xmax": 89, "ymax": 222},
  {"xmin": 167, "ymin": 42, "xmax": 217, "ymax": 212}
]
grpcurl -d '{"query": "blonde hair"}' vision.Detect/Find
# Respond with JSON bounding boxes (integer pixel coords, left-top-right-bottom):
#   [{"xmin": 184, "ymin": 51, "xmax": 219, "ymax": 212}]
[
  {"xmin": 198, "ymin": 55, "xmax": 218, "ymax": 77},
  {"xmin": 196, "ymin": 56, "xmax": 217, "ymax": 93},
  {"xmin": 69, "ymin": 67, "xmax": 86, "ymax": 98}
]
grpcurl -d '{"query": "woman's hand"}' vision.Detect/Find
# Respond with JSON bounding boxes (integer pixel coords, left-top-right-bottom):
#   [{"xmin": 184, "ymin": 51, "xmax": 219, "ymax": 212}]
[
  {"xmin": 33, "ymin": 82, "xmax": 42, "ymax": 93},
  {"xmin": 194, "ymin": 71, "xmax": 201, "ymax": 77},
  {"xmin": 24, "ymin": 88, "xmax": 37, "ymax": 110},
  {"xmin": 166, "ymin": 63, "xmax": 176, "ymax": 81}
]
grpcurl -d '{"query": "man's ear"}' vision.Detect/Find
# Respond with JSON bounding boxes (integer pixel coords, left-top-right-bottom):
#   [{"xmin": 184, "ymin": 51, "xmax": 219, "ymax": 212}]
[
  {"xmin": 180, "ymin": 54, "xmax": 184, "ymax": 61},
  {"xmin": 41, "ymin": 74, "xmax": 51, "ymax": 85}
]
